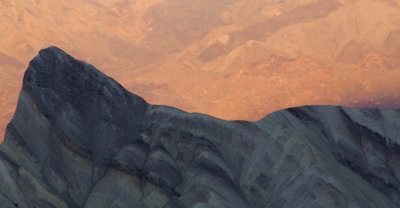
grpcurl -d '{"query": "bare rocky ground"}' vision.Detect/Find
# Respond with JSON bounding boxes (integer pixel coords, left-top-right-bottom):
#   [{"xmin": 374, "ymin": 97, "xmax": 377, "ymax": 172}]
[
  {"xmin": 0, "ymin": 47, "xmax": 399, "ymax": 208},
  {"xmin": 2, "ymin": 0, "xmax": 400, "ymax": 141}
]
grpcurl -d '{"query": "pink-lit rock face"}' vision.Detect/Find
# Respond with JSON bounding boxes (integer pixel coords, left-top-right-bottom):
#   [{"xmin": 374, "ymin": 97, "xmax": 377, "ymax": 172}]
[{"xmin": 2, "ymin": 0, "xmax": 400, "ymax": 142}]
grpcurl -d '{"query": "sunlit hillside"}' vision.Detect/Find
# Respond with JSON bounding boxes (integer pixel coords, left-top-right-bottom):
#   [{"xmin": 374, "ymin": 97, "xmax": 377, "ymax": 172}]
[{"xmin": 1, "ymin": 0, "xmax": 400, "ymax": 141}]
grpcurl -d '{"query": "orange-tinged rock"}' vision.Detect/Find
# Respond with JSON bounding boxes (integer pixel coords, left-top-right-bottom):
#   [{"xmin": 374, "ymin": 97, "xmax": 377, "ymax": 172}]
[{"xmin": 2, "ymin": 0, "xmax": 400, "ymax": 142}]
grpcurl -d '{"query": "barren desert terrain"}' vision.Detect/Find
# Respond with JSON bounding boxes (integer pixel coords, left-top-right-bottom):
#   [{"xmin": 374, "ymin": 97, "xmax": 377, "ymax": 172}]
[{"xmin": 2, "ymin": 0, "xmax": 400, "ymax": 142}]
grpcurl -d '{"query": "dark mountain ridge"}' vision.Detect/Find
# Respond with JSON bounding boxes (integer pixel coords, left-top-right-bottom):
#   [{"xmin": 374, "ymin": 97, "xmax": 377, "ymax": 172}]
[{"xmin": 0, "ymin": 47, "xmax": 400, "ymax": 207}]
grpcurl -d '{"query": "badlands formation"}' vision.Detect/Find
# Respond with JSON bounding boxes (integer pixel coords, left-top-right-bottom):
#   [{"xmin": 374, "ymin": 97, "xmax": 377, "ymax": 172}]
[
  {"xmin": 1, "ymin": 0, "xmax": 400, "ymax": 141},
  {"xmin": 1, "ymin": 47, "xmax": 400, "ymax": 207}
]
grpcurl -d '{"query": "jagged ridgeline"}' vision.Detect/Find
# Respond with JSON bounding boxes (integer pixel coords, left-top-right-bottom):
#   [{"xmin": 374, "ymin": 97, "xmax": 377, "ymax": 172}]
[{"xmin": 0, "ymin": 47, "xmax": 400, "ymax": 208}]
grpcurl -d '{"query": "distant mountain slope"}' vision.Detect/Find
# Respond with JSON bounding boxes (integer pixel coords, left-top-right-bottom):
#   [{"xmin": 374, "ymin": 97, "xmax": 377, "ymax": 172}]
[
  {"xmin": 1, "ymin": 47, "xmax": 399, "ymax": 207},
  {"xmin": 2, "ymin": 0, "xmax": 400, "ymax": 141}
]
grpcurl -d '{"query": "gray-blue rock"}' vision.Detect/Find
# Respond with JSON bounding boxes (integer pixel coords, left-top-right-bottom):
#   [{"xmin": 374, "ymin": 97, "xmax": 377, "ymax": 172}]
[{"xmin": 0, "ymin": 46, "xmax": 399, "ymax": 208}]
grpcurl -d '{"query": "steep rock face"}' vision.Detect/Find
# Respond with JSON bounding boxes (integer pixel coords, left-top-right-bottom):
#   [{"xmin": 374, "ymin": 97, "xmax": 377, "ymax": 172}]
[{"xmin": 0, "ymin": 47, "xmax": 400, "ymax": 207}]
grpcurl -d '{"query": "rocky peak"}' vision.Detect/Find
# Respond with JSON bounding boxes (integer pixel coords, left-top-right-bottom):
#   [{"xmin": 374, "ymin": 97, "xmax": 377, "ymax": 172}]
[
  {"xmin": 21, "ymin": 46, "xmax": 148, "ymax": 164},
  {"xmin": 0, "ymin": 47, "xmax": 399, "ymax": 207}
]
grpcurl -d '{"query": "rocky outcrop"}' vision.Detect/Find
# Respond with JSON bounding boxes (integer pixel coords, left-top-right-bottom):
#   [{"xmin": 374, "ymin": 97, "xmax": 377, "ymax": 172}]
[{"xmin": 0, "ymin": 47, "xmax": 400, "ymax": 208}]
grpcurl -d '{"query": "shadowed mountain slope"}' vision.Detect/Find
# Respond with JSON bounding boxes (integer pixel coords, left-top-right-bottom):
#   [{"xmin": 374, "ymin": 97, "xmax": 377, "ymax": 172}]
[
  {"xmin": 1, "ymin": 47, "xmax": 400, "ymax": 207},
  {"xmin": 2, "ymin": 0, "xmax": 400, "ymax": 142}
]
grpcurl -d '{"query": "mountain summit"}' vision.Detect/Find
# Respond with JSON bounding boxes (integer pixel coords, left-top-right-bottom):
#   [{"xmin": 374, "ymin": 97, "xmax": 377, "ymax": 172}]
[
  {"xmin": 0, "ymin": 47, "xmax": 400, "ymax": 207},
  {"xmin": 2, "ymin": 0, "xmax": 400, "ymax": 142}
]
